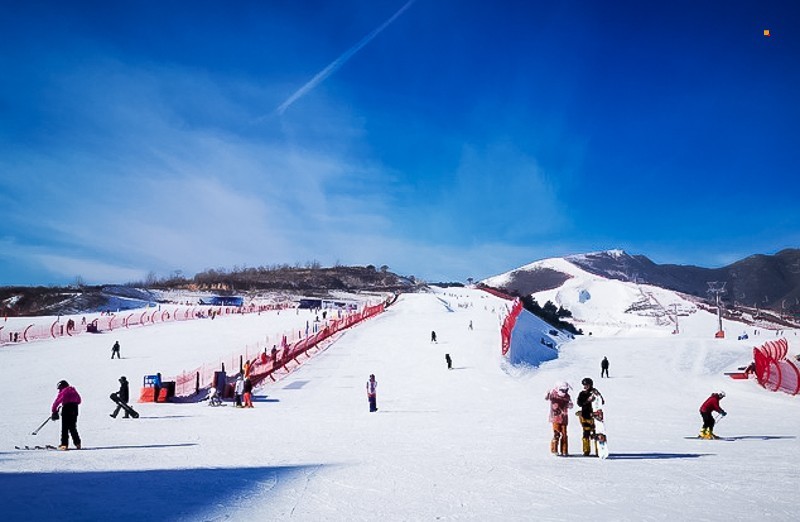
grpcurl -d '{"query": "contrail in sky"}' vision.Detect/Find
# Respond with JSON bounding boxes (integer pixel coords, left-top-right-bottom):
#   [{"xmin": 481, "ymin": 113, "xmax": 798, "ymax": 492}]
[{"xmin": 275, "ymin": 0, "xmax": 416, "ymax": 116}]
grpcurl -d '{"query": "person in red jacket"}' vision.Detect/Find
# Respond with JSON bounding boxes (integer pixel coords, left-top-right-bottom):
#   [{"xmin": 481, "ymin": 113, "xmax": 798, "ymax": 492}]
[
  {"xmin": 52, "ymin": 380, "xmax": 82, "ymax": 450},
  {"xmin": 699, "ymin": 391, "xmax": 727, "ymax": 439}
]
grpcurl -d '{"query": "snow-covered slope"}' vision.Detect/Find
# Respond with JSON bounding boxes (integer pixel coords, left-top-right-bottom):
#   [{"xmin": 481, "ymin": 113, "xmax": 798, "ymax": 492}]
[{"xmin": 1, "ymin": 287, "xmax": 798, "ymax": 521}]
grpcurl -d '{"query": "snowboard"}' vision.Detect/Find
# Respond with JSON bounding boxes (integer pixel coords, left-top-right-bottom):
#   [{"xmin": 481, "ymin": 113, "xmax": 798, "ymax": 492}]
[
  {"xmin": 15, "ymin": 445, "xmax": 58, "ymax": 451},
  {"xmin": 593, "ymin": 408, "xmax": 609, "ymax": 459},
  {"xmin": 110, "ymin": 393, "xmax": 140, "ymax": 418}
]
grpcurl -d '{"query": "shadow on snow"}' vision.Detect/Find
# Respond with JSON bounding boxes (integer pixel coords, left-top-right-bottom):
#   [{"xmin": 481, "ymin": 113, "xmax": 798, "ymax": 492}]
[
  {"xmin": 0, "ymin": 463, "xmax": 323, "ymax": 520},
  {"xmin": 723, "ymin": 435, "xmax": 796, "ymax": 441},
  {"xmin": 607, "ymin": 452, "xmax": 710, "ymax": 460}
]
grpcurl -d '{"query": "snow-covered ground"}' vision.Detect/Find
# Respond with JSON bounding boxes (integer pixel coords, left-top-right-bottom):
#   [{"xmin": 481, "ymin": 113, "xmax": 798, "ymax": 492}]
[{"xmin": 1, "ymin": 286, "xmax": 798, "ymax": 521}]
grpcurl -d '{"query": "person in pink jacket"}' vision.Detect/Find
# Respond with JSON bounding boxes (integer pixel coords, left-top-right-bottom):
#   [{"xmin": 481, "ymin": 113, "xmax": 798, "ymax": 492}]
[
  {"xmin": 545, "ymin": 382, "xmax": 573, "ymax": 456},
  {"xmin": 52, "ymin": 380, "xmax": 82, "ymax": 450}
]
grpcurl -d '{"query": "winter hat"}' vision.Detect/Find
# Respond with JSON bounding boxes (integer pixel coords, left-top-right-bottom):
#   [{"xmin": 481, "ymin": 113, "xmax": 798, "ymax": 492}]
[
  {"xmin": 717, "ymin": 391, "xmax": 726, "ymax": 398},
  {"xmin": 556, "ymin": 381, "xmax": 570, "ymax": 392},
  {"xmin": 581, "ymin": 377, "xmax": 593, "ymax": 387},
  {"xmin": 119, "ymin": 376, "xmax": 127, "ymax": 382},
  {"xmin": 57, "ymin": 380, "xmax": 69, "ymax": 390}
]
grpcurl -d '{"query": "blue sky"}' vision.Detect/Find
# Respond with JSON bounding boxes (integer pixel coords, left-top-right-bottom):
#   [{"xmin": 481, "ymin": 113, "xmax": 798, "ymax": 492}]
[{"xmin": 2, "ymin": 1, "xmax": 799, "ymax": 286}]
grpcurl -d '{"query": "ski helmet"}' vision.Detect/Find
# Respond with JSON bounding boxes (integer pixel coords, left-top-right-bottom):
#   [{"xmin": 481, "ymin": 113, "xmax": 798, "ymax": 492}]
[
  {"xmin": 717, "ymin": 390, "xmax": 726, "ymax": 398},
  {"xmin": 57, "ymin": 380, "xmax": 69, "ymax": 390},
  {"xmin": 581, "ymin": 377, "xmax": 593, "ymax": 387},
  {"xmin": 557, "ymin": 381, "xmax": 570, "ymax": 392}
]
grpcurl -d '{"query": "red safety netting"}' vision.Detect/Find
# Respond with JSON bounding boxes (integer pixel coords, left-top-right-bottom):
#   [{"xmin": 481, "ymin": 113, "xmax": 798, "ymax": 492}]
[
  {"xmin": 169, "ymin": 301, "xmax": 389, "ymax": 398},
  {"xmin": 500, "ymin": 299, "xmax": 523, "ymax": 357},
  {"xmin": 752, "ymin": 338, "xmax": 800, "ymax": 395},
  {"xmin": 0, "ymin": 303, "xmax": 290, "ymax": 346}
]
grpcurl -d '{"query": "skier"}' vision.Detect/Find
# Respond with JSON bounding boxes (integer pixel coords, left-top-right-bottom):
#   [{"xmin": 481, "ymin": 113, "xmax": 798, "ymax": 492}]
[
  {"xmin": 431, "ymin": 331, "xmax": 437, "ymax": 343},
  {"xmin": 699, "ymin": 391, "xmax": 727, "ymax": 439},
  {"xmin": 366, "ymin": 374, "xmax": 378, "ymax": 412},
  {"xmin": 234, "ymin": 374, "xmax": 244, "ymax": 408},
  {"xmin": 111, "ymin": 341, "xmax": 121, "ymax": 359},
  {"xmin": 445, "ymin": 353, "xmax": 452, "ymax": 370},
  {"xmin": 52, "ymin": 380, "xmax": 82, "ymax": 450},
  {"xmin": 110, "ymin": 376, "xmax": 130, "ymax": 418},
  {"xmin": 576, "ymin": 377, "xmax": 604, "ymax": 456},
  {"xmin": 545, "ymin": 382, "xmax": 573, "ymax": 456},
  {"xmin": 600, "ymin": 356, "xmax": 610, "ymax": 378}
]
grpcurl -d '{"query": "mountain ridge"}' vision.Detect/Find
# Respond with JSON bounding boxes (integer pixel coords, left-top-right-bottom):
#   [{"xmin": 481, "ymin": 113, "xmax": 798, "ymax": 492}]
[{"xmin": 482, "ymin": 248, "xmax": 800, "ymax": 318}]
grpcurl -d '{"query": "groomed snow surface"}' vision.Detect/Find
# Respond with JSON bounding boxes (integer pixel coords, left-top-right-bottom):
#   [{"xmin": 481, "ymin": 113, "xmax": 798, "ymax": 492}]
[{"xmin": 1, "ymin": 287, "xmax": 798, "ymax": 521}]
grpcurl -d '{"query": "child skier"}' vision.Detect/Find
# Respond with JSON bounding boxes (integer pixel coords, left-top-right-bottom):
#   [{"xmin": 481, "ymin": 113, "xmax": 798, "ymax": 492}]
[
  {"xmin": 545, "ymin": 382, "xmax": 573, "ymax": 456},
  {"xmin": 576, "ymin": 377, "xmax": 603, "ymax": 456},
  {"xmin": 699, "ymin": 391, "xmax": 727, "ymax": 439}
]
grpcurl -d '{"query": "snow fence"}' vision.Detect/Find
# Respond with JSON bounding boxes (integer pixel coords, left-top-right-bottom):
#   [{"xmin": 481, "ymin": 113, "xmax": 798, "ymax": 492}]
[
  {"xmin": 0, "ymin": 303, "xmax": 289, "ymax": 346},
  {"xmin": 753, "ymin": 338, "xmax": 800, "ymax": 395},
  {"xmin": 170, "ymin": 300, "xmax": 390, "ymax": 398}
]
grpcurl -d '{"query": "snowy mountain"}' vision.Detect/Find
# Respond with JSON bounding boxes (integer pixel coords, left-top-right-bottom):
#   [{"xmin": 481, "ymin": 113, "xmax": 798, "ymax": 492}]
[{"xmin": 481, "ymin": 249, "xmax": 800, "ymax": 331}]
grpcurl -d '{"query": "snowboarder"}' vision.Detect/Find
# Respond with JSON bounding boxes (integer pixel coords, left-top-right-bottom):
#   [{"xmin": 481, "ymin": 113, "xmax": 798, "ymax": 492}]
[
  {"xmin": 366, "ymin": 374, "xmax": 378, "ymax": 412},
  {"xmin": 110, "ymin": 376, "xmax": 130, "ymax": 418},
  {"xmin": 207, "ymin": 386, "xmax": 222, "ymax": 406},
  {"xmin": 445, "ymin": 353, "xmax": 452, "ymax": 369},
  {"xmin": 600, "ymin": 356, "xmax": 609, "ymax": 378},
  {"xmin": 545, "ymin": 382, "xmax": 573, "ymax": 456},
  {"xmin": 234, "ymin": 374, "xmax": 244, "ymax": 408},
  {"xmin": 576, "ymin": 377, "xmax": 603, "ymax": 456},
  {"xmin": 111, "ymin": 341, "xmax": 121, "ymax": 359},
  {"xmin": 431, "ymin": 331, "xmax": 437, "ymax": 343},
  {"xmin": 52, "ymin": 380, "xmax": 81, "ymax": 450},
  {"xmin": 699, "ymin": 391, "xmax": 727, "ymax": 439}
]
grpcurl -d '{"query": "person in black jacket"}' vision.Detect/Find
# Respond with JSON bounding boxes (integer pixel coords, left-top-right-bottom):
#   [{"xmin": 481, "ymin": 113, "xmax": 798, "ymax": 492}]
[
  {"xmin": 110, "ymin": 376, "xmax": 130, "ymax": 418},
  {"xmin": 576, "ymin": 377, "xmax": 604, "ymax": 456}
]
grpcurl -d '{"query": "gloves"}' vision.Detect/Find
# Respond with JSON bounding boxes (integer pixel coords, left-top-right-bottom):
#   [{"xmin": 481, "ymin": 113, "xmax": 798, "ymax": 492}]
[
  {"xmin": 720, "ymin": 411, "xmax": 727, "ymax": 417},
  {"xmin": 51, "ymin": 411, "xmax": 59, "ymax": 421}
]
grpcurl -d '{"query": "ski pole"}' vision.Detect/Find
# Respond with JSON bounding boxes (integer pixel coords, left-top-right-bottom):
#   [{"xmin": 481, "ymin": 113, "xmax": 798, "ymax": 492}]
[{"xmin": 31, "ymin": 416, "xmax": 51, "ymax": 436}]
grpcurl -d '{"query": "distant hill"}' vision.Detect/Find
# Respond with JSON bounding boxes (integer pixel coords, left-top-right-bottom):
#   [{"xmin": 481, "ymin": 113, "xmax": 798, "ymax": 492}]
[
  {"xmin": 481, "ymin": 249, "xmax": 800, "ymax": 319},
  {"xmin": 0, "ymin": 265, "xmax": 419, "ymax": 316}
]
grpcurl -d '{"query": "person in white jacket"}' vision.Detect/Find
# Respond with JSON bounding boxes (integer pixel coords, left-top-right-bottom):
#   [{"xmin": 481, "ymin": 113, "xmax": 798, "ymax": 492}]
[
  {"xmin": 366, "ymin": 374, "xmax": 378, "ymax": 412},
  {"xmin": 234, "ymin": 374, "xmax": 244, "ymax": 408}
]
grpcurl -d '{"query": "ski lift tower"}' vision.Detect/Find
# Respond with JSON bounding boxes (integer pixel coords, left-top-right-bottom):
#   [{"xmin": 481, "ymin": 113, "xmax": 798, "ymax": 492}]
[{"xmin": 707, "ymin": 282, "xmax": 727, "ymax": 338}]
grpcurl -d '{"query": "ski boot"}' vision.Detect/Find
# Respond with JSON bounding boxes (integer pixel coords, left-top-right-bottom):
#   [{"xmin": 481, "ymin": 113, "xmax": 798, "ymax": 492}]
[{"xmin": 699, "ymin": 428, "xmax": 716, "ymax": 440}]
